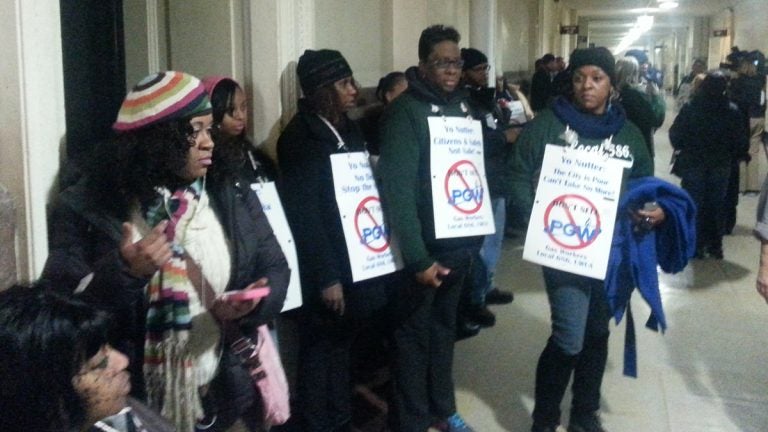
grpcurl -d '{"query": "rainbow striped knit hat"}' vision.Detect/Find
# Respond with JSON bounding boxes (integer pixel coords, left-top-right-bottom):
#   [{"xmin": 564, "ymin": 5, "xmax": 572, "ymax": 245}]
[{"xmin": 112, "ymin": 71, "xmax": 212, "ymax": 132}]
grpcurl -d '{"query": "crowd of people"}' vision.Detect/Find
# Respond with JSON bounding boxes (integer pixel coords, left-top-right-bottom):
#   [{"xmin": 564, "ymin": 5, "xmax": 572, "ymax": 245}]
[
  {"xmin": 668, "ymin": 48, "xmax": 766, "ymax": 260},
  {"xmin": 1, "ymin": 21, "xmax": 766, "ymax": 432}
]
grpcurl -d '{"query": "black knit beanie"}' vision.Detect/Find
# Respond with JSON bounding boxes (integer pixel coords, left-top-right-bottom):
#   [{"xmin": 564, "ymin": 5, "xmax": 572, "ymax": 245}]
[
  {"xmin": 297, "ymin": 49, "xmax": 353, "ymax": 96},
  {"xmin": 569, "ymin": 47, "xmax": 616, "ymax": 83},
  {"xmin": 461, "ymin": 48, "xmax": 488, "ymax": 71}
]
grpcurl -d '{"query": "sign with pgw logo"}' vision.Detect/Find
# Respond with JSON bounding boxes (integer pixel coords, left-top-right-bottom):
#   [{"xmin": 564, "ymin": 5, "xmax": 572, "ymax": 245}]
[
  {"xmin": 331, "ymin": 152, "xmax": 403, "ymax": 282},
  {"xmin": 523, "ymin": 144, "xmax": 624, "ymax": 279},
  {"xmin": 428, "ymin": 116, "xmax": 495, "ymax": 239}
]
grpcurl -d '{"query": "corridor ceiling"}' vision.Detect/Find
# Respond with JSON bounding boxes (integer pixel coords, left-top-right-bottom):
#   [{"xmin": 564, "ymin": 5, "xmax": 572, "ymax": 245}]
[{"xmin": 559, "ymin": 0, "xmax": 740, "ymax": 50}]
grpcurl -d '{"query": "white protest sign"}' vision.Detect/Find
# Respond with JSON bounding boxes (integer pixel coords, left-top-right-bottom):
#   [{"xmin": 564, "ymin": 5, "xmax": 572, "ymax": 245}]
[
  {"xmin": 428, "ymin": 116, "xmax": 495, "ymax": 239},
  {"xmin": 523, "ymin": 144, "xmax": 624, "ymax": 279},
  {"xmin": 250, "ymin": 182, "xmax": 303, "ymax": 311},
  {"xmin": 330, "ymin": 152, "xmax": 403, "ymax": 282}
]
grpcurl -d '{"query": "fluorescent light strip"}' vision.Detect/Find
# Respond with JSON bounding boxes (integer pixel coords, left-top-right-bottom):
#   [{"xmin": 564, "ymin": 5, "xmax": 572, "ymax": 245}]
[{"xmin": 613, "ymin": 15, "xmax": 654, "ymax": 54}]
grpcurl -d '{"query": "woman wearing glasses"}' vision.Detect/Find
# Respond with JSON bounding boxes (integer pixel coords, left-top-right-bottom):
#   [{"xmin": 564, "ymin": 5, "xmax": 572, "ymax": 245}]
[
  {"xmin": 0, "ymin": 283, "xmax": 176, "ymax": 432},
  {"xmin": 42, "ymin": 71, "xmax": 289, "ymax": 432}
]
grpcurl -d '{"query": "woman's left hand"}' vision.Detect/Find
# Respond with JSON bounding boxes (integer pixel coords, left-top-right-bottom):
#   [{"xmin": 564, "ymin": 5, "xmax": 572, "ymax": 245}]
[
  {"xmin": 211, "ymin": 278, "xmax": 268, "ymax": 321},
  {"xmin": 635, "ymin": 205, "xmax": 666, "ymax": 229}
]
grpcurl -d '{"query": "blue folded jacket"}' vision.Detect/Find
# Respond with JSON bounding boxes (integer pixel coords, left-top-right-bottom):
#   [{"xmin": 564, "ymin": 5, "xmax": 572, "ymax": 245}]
[{"xmin": 604, "ymin": 176, "xmax": 696, "ymax": 377}]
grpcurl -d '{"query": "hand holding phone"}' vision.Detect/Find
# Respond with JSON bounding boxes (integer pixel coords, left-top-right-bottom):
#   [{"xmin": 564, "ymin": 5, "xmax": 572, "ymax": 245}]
[{"xmin": 221, "ymin": 286, "xmax": 271, "ymax": 302}]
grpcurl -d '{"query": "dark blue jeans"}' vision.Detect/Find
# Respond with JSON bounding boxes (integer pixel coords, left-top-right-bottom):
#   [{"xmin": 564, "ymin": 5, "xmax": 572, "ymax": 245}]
[{"xmin": 532, "ymin": 268, "xmax": 611, "ymax": 427}]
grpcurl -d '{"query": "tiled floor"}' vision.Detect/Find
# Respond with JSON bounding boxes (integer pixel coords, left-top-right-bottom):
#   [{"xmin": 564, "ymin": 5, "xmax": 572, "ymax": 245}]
[{"xmin": 452, "ymin": 104, "xmax": 768, "ymax": 431}]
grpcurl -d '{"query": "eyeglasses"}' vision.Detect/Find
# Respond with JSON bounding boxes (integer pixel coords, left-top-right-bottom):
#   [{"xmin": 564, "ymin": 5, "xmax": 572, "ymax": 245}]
[
  {"xmin": 470, "ymin": 64, "xmax": 491, "ymax": 72},
  {"xmin": 429, "ymin": 59, "xmax": 465, "ymax": 71}
]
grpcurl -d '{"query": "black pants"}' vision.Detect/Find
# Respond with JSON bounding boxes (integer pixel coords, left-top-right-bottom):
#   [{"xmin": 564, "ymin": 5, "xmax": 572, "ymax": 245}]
[
  {"xmin": 389, "ymin": 249, "xmax": 473, "ymax": 432},
  {"xmin": 681, "ymin": 164, "xmax": 731, "ymax": 254},
  {"xmin": 296, "ymin": 278, "xmax": 392, "ymax": 432}
]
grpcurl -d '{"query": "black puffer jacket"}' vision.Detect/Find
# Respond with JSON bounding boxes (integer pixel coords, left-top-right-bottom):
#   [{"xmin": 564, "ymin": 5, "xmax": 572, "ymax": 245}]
[{"xmin": 41, "ymin": 173, "xmax": 290, "ymax": 398}]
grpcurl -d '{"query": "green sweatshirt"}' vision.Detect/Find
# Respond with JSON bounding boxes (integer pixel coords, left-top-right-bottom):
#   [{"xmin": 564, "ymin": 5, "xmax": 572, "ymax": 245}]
[{"xmin": 509, "ymin": 108, "xmax": 653, "ymax": 224}]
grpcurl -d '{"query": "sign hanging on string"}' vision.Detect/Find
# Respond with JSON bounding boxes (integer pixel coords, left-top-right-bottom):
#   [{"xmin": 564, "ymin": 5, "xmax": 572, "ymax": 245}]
[
  {"xmin": 428, "ymin": 116, "xmax": 495, "ymax": 239},
  {"xmin": 251, "ymin": 181, "xmax": 303, "ymax": 311},
  {"xmin": 330, "ymin": 152, "xmax": 403, "ymax": 282},
  {"xmin": 522, "ymin": 144, "xmax": 624, "ymax": 279}
]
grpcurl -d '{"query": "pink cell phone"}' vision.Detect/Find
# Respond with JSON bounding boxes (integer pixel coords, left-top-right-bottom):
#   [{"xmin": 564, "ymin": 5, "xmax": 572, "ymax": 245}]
[{"xmin": 222, "ymin": 286, "xmax": 271, "ymax": 302}]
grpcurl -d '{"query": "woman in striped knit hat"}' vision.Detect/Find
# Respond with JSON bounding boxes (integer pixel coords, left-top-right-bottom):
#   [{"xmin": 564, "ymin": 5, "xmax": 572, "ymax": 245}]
[{"xmin": 42, "ymin": 71, "xmax": 290, "ymax": 432}]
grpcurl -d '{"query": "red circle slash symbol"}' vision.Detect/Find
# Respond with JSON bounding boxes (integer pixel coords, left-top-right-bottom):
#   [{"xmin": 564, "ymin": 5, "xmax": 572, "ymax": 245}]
[
  {"xmin": 543, "ymin": 194, "xmax": 602, "ymax": 250},
  {"xmin": 354, "ymin": 196, "xmax": 390, "ymax": 253},
  {"xmin": 444, "ymin": 160, "xmax": 484, "ymax": 214}
]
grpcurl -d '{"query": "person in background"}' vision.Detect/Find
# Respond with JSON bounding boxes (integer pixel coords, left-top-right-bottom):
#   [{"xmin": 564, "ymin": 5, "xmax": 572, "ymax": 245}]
[
  {"xmin": 551, "ymin": 56, "xmax": 573, "ymax": 100},
  {"xmin": 531, "ymin": 53, "xmax": 558, "ymax": 112},
  {"xmin": 457, "ymin": 47, "xmax": 516, "ymax": 334},
  {"xmin": 555, "ymin": 56, "xmax": 566, "ymax": 74},
  {"xmin": 626, "ymin": 49, "xmax": 664, "ymax": 89},
  {"xmin": 41, "ymin": 71, "xmax": 289, "ymax": 432},
  {"xmin": 754, "ymin": 175, "xmax": 768, "ymax": 303},
  {"xmin": 624, "ymin": 50, "xmax": 666, "ymax": 129},
  {"xmin": 670, "ymin": 71, "xmax": 748, "ymax": 259},
  {"xmin": 0, "ymin": 284, "xmax": 175, "ymax": 432},
  {"xmin": 203, "ymin": 76, "xmax": 278, "ymax": 183},
  {"xmin": 359, "ymin": 70, "xmax": 408, "ymax": 165},
  {"xmin": 615, "ymin": 55, "xmax": 663, "ymax": 161},
  {"xmin": 377, "ymin": 24, "xmax": 483, "ymax": 432},
  {"xmin": 730, "ymin": 55, "xmax": 767, "ymax": 194},
  {"xmin": 510, "ymin": 47, "xmax": 659, "ymax": 432},
  {"xmin": 277, "ymin": 49, "xmax": 394, "ymax": 432},
  {"xmin": 377, "ymin": 71, "xmax": 409, "ymax": 105},
  {"xmin": 674, "ymin": 58, "xmax": 706, "ymax": 109}
]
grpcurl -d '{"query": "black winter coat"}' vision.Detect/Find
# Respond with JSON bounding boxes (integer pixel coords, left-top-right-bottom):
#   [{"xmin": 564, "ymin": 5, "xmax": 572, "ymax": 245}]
[
  {"xmin": 669, "ymin": 96, "xmax": 749, "ymax": 170},
  {"xmin": 41, "ymin": 174, "xmax": 290, "ymax": 399},
  {"xmin": 277, "ymin": 105, "xmax": 391, "ymax": 315}
]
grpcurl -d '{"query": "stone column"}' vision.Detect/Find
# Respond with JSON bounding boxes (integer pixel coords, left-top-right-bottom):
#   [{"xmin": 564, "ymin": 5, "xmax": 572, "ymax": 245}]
[{"xmin": 0, "ymin": 184, "xmax": 17, "ymax": 290}]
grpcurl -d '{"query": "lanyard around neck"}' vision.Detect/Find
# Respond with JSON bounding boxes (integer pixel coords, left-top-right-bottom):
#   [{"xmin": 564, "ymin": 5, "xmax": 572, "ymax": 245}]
[{"xmin": 317, "ymin": 115, "xmax": 348, "ymax": 151}]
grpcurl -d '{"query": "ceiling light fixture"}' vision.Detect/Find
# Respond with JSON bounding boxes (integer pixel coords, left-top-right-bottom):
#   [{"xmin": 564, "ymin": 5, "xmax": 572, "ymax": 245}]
[
  {"xmin": 614, "ymin": 15, "xmax": 654, "ymax": 54},
  {"xmin": 658, "ymin": 1, "xmax": 679, "ymax": 9}
]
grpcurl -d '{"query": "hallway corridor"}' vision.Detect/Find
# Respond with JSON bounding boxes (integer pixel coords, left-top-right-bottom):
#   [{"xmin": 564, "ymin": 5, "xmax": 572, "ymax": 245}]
[{"xmin": 452, "ymin": 99, "xmax": 768, "ymax": 432}]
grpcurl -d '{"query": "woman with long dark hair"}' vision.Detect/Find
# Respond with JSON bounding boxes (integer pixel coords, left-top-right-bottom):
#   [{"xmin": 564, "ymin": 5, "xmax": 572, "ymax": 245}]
[
  {"xmin": 203, "ymin": 76, "xmax": 278, "ymax": 183},
  {"xmin": 277, "ymin": 49, "xmax": 394, "ymax": 432},
  {"xmin": 42, "ymin": 71, "xmax": 289, "ymax": 432}
]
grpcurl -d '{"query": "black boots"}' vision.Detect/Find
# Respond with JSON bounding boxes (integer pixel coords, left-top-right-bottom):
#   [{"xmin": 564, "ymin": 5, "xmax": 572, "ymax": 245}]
[
  {"xmin": 571, "ymin": 333, "xmax": 609, "ymax": 417},
  {"xmin": 532, "ymin": 338, "xmax": 578, "ymax": 430},
  {"xmin": 532, "ymin": 333, "xmax": 609, "ymax": 432}
]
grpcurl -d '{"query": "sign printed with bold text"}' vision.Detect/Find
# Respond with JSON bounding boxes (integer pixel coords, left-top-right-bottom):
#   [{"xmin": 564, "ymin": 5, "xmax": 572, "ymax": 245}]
[
  {"xmin": 250, "ymin": 182, "xmax": 303, "ymax": 311},
  {"xmin": 428, "ymin": 116, "xmax": 495, "ymax": 238},
  {"xmin": 523, "ymin": 144, "xmax": 624, "ymax": 279},
  {"xmin": 330, "ymin": 152, "xmax": 403, "ymax": 282}
]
